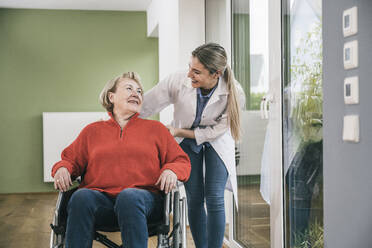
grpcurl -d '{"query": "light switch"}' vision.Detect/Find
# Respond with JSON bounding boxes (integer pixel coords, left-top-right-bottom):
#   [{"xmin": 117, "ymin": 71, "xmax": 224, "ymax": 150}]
[
  {"xmin": 344, "ymin": 40, "xmax": 358, "ymax": 70},
  {"xmin": 343, "ymin": 115, "xmax": 359, "ymax": 143},
  {"xmin": 343, "ymin": 7, "xmax": 358, "ymax": 37},
  {"xmin": 344, "ymin": 76, "xmax": 359, "ymax": 104}
]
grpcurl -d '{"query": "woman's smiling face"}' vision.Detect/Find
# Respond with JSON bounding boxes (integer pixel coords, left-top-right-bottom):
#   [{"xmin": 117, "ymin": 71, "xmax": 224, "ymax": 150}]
[
  {"xmin": 109, "ymin": 78, "xmax": 143, "ymax": 115},
  {"xmin": 187, "ymin": 56, "xmax": 220, "ymax": 89}
]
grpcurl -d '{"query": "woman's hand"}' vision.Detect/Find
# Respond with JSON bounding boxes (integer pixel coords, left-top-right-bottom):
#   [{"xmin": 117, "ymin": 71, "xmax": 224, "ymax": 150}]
[
  {"xmin": 155, "ymin": 169, "xmax": 178, "ymax": 194},
  {"xmin": 166, "ymin": 125, "xmax": 195, "ymax": 139},
  {"xmin": 54, "ymin": 167, "xmax": 72, "ymax": 192},
  {"xmin": 166, "ymin": 125, "xmax": 179, "ymax": 137}
]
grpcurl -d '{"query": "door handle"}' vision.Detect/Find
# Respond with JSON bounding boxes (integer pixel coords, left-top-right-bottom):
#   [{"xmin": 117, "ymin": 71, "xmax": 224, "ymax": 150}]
[
  {"xmin": 260, "ymin": 97, "xmax": 266, "ymax": 119},
  {"xmin": 261, "ymin": 94, "xmax": 274, "ymax": 119}
]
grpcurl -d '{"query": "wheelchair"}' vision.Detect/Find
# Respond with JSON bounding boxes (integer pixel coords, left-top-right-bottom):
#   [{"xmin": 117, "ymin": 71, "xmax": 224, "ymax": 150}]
[{"xmin": 50, "ymin": 186, "xmax": 187, "ymax": 248}]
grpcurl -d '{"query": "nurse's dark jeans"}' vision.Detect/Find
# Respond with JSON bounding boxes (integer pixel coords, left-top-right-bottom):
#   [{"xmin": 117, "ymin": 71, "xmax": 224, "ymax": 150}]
[
  {"xmin": 180, "ymin": 141, "xmax": 228, "ymax": 248},
  {"xmin": 65, "ymin": 188, "xmax": 163, "ymax": 248}
]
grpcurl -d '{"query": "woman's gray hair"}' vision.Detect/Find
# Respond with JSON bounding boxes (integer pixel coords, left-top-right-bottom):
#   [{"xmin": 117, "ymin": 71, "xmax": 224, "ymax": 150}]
[{"xmin": 99, "ymin": 72, "xmax": 143, "ymax": 113}]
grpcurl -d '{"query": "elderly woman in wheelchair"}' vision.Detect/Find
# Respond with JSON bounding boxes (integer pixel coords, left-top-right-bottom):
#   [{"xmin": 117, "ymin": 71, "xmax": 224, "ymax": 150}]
[{"xmin": 50, "ymin": 72, "xmax": 191, "ymax": 248}]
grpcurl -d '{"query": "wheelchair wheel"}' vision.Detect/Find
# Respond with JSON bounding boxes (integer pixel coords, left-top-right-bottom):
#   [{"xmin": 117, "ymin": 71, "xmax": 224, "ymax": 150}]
[
  {"xmin": 50, "ymin": 209, "xmax": 65, "ymax": 248},
  {"xmin": 172, "ymin": 191, "xmax": 181, "ymax": 248},
  {"xmin": 50, "ymin": 230, "xmax": 64, "ymax": 248},
  {"xmin": 50, "ymin": 188, "xmax": 76, "ymax": 248}
]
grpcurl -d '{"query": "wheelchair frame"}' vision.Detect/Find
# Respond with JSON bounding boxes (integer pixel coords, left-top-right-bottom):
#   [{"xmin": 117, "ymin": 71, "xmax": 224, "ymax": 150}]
[{"xmin": 50, "ymin": 187, "xmax": 187, "ymax": 248}]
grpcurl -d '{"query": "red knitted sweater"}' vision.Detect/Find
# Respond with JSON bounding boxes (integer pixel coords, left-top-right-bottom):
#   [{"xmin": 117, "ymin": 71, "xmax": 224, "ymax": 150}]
[{"xmin": 51, "ymin": 113, "xmax": 191, "ymax": 197}]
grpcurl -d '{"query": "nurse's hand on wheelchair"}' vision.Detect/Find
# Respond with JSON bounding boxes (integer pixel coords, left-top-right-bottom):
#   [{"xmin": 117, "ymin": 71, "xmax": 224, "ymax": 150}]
[{"xmin": 54, "ymin": 167, "xmax": 72, "ymax": 192}]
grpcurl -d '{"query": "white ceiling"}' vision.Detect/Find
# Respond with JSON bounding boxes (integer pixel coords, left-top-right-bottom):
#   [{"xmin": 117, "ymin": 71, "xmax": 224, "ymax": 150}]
[{"xmin": 0, "ymin": 0, "xmax": 152, "ymax": 11}]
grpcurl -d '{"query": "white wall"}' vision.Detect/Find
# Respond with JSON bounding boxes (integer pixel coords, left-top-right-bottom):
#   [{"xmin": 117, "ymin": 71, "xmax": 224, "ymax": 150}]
[
  {"xmin": 237, "ymin": 111, "xmax": 268, "ymax": 175},
  {"xmin": 206, "ymin": 0, "xmax": 232, "ymax": 65},
  {"xmin": 147, "ymin": 0, "xmax": 205, "ymax": 124}
]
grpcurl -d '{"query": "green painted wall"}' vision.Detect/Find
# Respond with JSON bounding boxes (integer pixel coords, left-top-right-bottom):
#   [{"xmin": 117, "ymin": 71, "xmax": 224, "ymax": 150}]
[{"xmin": 0, "ymin": 9, "xmax": 159, "ymax": 193}]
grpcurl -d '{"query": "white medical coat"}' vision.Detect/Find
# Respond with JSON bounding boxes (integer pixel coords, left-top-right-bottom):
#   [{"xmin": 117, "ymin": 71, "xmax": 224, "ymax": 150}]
[{"xmin": 140, "ymin": 71, "xmax": 245, "ymax": 207}]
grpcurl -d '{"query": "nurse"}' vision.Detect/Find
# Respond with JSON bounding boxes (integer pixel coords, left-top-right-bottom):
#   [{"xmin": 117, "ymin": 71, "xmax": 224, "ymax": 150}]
[{"xmin": 140, "ymin": 43, "xmax": 245, "ymax": 248}]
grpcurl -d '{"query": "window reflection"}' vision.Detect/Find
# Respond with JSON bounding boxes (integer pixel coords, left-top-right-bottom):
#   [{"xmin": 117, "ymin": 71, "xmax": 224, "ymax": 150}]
[{"xmin": 282, "ymin": 0, "xmax": 323, "ymax": 247}]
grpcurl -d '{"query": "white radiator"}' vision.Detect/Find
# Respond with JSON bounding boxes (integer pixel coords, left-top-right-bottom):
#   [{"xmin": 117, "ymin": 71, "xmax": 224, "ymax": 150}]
[{"xmin": 42, "ymin": 112, "xmax": 109, "ymax": 182}]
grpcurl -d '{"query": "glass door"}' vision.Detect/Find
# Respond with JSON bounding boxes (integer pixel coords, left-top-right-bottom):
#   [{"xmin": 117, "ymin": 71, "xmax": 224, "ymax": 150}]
[
  {"xmin": 225, "ymin": 0, "xmax": 283, "ymax": 248},
  {"xmin": 231, "ymin": 0, "xmax": 270, "ymax": 247},
  {"xmin": 282, "ymin": 0, "xmax": 323, "ymax": 248},
  {"xmin": 205, "ymin": 0, "xmax": 283, "ymax": 247}
]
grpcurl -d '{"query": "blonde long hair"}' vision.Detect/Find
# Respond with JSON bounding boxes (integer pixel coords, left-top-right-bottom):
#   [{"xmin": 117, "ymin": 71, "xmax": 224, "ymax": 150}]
[{"xmin": 192, "ymin": 43, "xmax": 241, "ymax": 141}]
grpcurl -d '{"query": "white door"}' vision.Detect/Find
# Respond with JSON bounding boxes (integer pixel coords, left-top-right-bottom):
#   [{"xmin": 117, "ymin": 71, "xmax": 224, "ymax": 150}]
[{"xmin": 205, "ymin": 0, "xmax": 283, "ymax": 248}]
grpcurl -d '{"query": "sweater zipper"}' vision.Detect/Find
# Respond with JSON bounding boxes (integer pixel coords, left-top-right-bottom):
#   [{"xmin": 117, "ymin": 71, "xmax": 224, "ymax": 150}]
[{"xmin": 120, "ymin": 128, "xmax": 123, "ymax": 138}]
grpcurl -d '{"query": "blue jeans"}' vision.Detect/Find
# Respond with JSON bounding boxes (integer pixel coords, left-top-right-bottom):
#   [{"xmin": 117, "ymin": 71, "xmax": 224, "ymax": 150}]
[
  {"xmin": 65, "ymin": 188, "xmax": 163, "ymax": 248},
  {"xmin": 180, "ymin": 141, "xmax": 228, "ymax": 248}
]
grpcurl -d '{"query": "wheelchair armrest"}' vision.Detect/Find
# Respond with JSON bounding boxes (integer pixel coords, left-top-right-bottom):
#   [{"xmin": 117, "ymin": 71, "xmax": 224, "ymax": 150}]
[
  {"xmin": 163, "ymin": 193, "xmax": 171, "ymax": 227},
  {"xmin": 148, "ymin": 192, "xmax": 172, "ymax": 236},
  {"xmin": 51, "ymin": 186, "xmax": 79, "ymax": 235}
]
